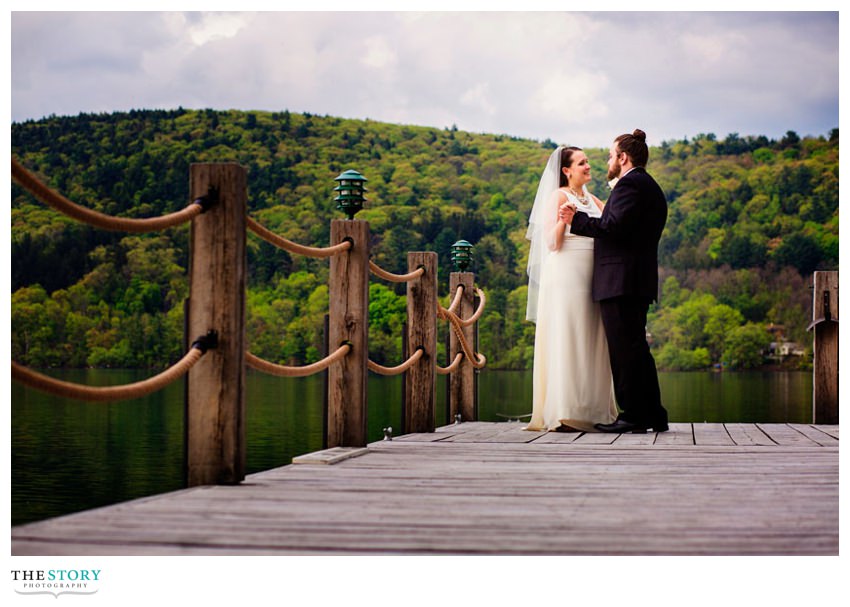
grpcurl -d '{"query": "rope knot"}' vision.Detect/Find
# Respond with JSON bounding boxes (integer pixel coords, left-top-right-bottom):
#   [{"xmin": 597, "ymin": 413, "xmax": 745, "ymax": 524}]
[
  {"xmin": 192, "ymin": 186, "xmax": 219, "ymax": 213},
  {"xmin": 191, "ymin": 330, "xmax": 219, "ymax": 353}
]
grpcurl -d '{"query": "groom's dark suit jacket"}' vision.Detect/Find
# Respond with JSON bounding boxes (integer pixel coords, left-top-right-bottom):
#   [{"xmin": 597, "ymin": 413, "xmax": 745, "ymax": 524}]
[{"xmin": 570, "ymin": 167, "xmax": 667, "ymax": 302}]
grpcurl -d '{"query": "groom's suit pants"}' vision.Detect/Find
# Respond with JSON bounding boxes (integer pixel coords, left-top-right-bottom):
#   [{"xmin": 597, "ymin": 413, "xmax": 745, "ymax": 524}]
[{"xmin": 599, "ymin": 295, "xmax": 667, "ymax": 425}]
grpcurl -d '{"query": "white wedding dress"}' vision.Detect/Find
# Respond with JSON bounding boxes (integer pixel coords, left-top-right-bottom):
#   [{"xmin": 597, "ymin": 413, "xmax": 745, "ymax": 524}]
[{"xmin": 525, "ymin": 189, "xmax": 618, "ymax": 432}]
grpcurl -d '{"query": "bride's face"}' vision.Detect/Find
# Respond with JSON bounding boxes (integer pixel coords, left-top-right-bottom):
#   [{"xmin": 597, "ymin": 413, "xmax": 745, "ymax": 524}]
[{"xmin": 565, "ymin": 151, "xmax": 592, "ymax": 186}]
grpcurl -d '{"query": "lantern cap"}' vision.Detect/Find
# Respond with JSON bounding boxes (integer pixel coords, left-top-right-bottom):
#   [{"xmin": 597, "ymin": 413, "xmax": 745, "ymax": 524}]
[
  {"xmin": 334, "ymin": 169, "xmax": 368, "ymax": 183},
  {"xmin": 451, "ymin": 239, "xmax": 473, "ymax": 249}
]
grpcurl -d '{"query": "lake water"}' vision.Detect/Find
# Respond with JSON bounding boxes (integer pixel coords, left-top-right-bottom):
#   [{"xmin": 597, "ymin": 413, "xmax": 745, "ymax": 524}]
[{"xmin": 11, "ymin": 368, "xmax": 813, "ymax": 526}]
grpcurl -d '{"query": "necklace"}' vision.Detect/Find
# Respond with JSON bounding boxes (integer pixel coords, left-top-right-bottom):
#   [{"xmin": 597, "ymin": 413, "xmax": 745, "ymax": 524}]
[{"xmin": 567, "ymin": 187, "xmax": 589, "ymax": 204}]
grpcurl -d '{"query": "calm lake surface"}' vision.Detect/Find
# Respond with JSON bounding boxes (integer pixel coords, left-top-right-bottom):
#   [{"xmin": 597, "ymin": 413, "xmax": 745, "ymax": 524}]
[{"xmin": 12, "ymin": 368, "xmax": 813, "ymax": 526}]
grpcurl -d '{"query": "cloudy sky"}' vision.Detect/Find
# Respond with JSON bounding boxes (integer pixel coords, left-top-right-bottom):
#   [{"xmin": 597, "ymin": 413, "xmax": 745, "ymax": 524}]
[{"xmin": 9, "ymin": 8, "xmax": 840, "ymax": 147}]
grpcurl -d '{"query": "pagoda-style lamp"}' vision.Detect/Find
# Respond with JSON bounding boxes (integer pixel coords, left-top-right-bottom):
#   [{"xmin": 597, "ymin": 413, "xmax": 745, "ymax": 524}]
[
  {"xmin": 334, "ymin": 169, "xmax": 368, "ymax": 219},
  {"xmin": 450, "ymin": 239, "xmax": 474, "ymax": 272}
]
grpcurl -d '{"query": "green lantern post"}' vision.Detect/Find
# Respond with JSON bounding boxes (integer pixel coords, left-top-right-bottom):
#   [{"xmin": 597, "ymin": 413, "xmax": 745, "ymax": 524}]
[
  {"xmin": 334, "ymin": 169, "xmax": 368, "ymax": 219},
  {"xmin": 328, "ymin": 170, "xmax": 370, "ymax": 448},
  {"xmin": 448, "ymin": 238, "xmax": 477, "ymax": 423},
  {"xmin": 450, "ymin": 239, "xmax": 474, "ymax": 272}
]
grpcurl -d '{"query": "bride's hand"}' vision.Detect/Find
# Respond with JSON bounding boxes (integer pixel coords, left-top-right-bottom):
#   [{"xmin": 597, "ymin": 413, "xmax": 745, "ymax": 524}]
[{"xmin": 559, "ymin": 203, "xmax": 576, "ymax": 224}]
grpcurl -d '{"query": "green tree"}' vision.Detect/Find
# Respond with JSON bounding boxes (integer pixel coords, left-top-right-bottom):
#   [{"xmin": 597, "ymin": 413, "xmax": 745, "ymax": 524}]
[
  {"xmin": 11, "ymin": 285, "xmax": 61, "ymax": 366},
  {"xmin": 772, "ymin": 233, "xmax": 823, "ymax": 274},
  {"xmin": 655, "ymin": 343, "xmax": 711, "ymax": 371},
  {"xmin": 704, "ymin": 304, "xmax": 745, "ymax": 361},
  {"xmin": 368, "ymin": 283, "xmax": 406, "ymax": 364},
  {"xmin": 10, "ymin": 111, "xmax": 836, "ymax": 369},
  {"xmin": 722, "ymin": 323, "xmax": 771, "ymax": 369}
]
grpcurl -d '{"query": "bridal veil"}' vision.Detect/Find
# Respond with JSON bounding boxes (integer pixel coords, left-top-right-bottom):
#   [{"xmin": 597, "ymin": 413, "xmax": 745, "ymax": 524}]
[{"xmin": 525, "ymin": 146, "xmax": 564, "ymax": 322}]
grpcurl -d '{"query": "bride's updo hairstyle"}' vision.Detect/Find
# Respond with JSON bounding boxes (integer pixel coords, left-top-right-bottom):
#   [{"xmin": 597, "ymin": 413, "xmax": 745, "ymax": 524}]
[
  {"xmin": 614, "ymin": 129, "xmax": 649, "ymax": 167},
  {"xmin": 558, "ymin": 146, "xmax": 583, "ymax": 187}
]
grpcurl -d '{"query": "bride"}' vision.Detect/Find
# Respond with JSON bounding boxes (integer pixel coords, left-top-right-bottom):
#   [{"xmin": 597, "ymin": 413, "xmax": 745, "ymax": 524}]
[{"xmin": 524, "ymin": 146, "xmax": 618, "ymax": 432}]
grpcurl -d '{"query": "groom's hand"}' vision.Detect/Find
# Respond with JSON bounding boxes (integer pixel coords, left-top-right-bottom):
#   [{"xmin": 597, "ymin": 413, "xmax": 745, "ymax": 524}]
[{"xmin": 559, "ymin": 203, "xmax": 576, "ymax": 225}]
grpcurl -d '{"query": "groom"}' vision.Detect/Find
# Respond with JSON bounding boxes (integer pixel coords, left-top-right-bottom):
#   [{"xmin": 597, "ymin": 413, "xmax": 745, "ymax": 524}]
[{"xmin": 560, "ymin": 129, "xmax": 669, "ymax": 433}]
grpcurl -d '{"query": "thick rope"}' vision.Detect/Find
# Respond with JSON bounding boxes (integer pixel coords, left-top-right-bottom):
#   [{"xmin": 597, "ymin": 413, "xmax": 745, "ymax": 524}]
[
  {"xmin": 446, "ymin": 285, "xmax": 465, "ymax": 314},
  {"xmin": 12, "ymin": 157, "xmax": 203, "ymax": 233},
  {"xmin": 11, "ymin": 347, "xmax": 205, "ymax": 402},
  {"xmin": 369, "ymin": 260, "xmax": 425, "ymax": 283},
  {"xmin": 246, "ymin": 344, "xmax": 351, "ymax": 377},
  {"xmin": 246, "ymin": 216, "xmax": 352, "ymax": 258},
  {"xmin": 436, "ymin": 352, "xmax": 464, "ymax": 375},
  {"xmin": 460, "ymin": 287, "xmax": 487, "ymax": 326},
  {"xmin": 438, "ymin": 306, "xmax": 487, "ymax": 369},
  {"xmin": 367, "ymin": 348, "xmax": 424, "ymax": 376},
  {"xmin": 437, "ymin": 287, "xmax": 486, "ymax": 328}
]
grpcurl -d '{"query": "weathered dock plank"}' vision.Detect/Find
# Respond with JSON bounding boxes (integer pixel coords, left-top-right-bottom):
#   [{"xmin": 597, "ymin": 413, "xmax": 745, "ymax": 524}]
[
  {"xmin": 787, "ymin": 423, "xmax": 840, "ymax": 446},
  {"xmin": 11, "ymin": 422, "xmax": 838, "ymax": 556},
  {"xmin": 521, "ymin": 428, "xmax": 582, "ymax": 443},
  {"xmin": 654, "ymin": 422, "xmax": 695, "ymax": 445},
  {"xmin": 758, "ymin": 423, "xmax": 828, "ymax": 446},
  {"xmin": 692, "ymin": 422, "xmax": 736, "ymax": 445},
  {"xmin": 609, "ymin": 430, "xmax": 658, "ymax": 446},
  {"xmin": 571, "ymin": 431, "xmax": 620, "ymax": 444},
  {"xmin": 725, "ymin": 423, "xmax": 775, "ymax": 446},
  {"xmin": 439, "ymin": 422, "xmax": 525, "ymax": 442},
  {"xmin": 292, "ymin": 446, "xmax": 369, "ymax": 464},
  {"xmin": 816, "ymin": 425, "xmax": 839, "ymax": 439}
]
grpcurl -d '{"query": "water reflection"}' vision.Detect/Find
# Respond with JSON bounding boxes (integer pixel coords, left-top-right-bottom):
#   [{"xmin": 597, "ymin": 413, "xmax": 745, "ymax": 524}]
[
  {"xmin": 656, "ymin": 371, "xmax": 810, "ymax": 423},
  {"xmin": 12, "ymin": 369, "xmax": 811, "ymax": 526},
  {"xmin": 12, "ymin": 369, "xmax": 185, "ymax": 526}
]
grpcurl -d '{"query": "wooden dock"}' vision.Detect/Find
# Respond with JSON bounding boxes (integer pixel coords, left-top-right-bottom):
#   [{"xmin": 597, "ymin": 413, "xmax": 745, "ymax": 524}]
[{"xmin": 11, "ymin": 422, "xmax": 838, "ymax": 556}]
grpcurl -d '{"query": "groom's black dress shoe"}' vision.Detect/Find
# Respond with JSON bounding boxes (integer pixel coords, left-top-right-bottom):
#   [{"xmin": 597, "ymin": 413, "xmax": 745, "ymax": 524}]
[
  {"xmin": 595, "ymin": 419, "xmax": 669, "ymax": 433},
  {"xmin": 595, "ymin": 419, "xmax": 649, "ymax": 433},
  {"xmin": 652, "ymin": 419, "xmax": 669, "ymax": 432},
  {"xmin": 651, "ymin": 412, "xmax": 669, "ymax": 432}
]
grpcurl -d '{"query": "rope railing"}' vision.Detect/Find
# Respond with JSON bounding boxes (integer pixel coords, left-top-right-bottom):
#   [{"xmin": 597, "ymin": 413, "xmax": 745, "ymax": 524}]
[
  {"xmin": 436, "ymin": 352, "xmax": 464, "ymax": 375},
  {"xmin": 10, "ymin": 332, "xmax": 217, "ymax": 402},
  {"xmin": 367, "ymin": 348, "xmax": 425, "ymax": 376},
  {"xmin": 245, "ymin": 344, "xmax": 351, "ymax": 377},
  {"xmin": 11, "ymin": 157, "xmax": 207, "ymax": 233},
  {"xmin": 460, "ymin": 286, "xmax": 487, "ymax": 327},
  {"xmin": 369, "ymin": 260, "xmax": 426, "ymax": 283},
  {"xmin": 246, "ymin": 216, "xmax": 352, "ymax": 259},
  {"xmin": 438, "ymin": 304, "xmax": 487, "ymax": 369},
  {"xmin": 438, "ymin": 286, "xmax": 487, "ymax": 328},
  {"xmin": 12, "ymin": 153, "xmax": 487, "ymax": 465},
  {"xmin": 446, "ymin": 285, "xmax": 465, "ymax": 315}
]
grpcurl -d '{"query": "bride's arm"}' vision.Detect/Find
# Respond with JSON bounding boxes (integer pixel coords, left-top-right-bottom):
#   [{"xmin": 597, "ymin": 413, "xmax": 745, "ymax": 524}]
[{"xmin": 546, "ymin": 190, "xmax": 568, "ymax": 251}]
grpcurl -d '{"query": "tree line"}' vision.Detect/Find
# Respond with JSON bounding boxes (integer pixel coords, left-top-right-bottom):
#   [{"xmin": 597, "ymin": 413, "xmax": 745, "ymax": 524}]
[{"xmin": 11, "ymin": 109, "xmax": 838, "ymax": 370}]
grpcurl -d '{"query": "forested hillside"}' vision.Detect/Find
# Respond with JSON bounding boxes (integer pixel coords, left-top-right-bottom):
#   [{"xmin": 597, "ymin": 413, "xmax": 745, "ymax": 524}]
[{"xmin": 10, "ymin": 109, "xmax": 838, "ymax": 370}]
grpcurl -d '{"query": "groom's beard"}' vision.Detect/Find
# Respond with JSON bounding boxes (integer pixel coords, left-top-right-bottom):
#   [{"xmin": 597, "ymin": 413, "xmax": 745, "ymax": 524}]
[{"xmin": 607, "ymin": 158, "xmax": 622, "ymax": 181}]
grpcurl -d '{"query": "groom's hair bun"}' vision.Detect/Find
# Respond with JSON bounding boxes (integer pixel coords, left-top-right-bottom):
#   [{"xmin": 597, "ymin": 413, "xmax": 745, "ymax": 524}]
[{"xmin": 615, "ymin": 129, "xmax": 649, "ymax": 167}]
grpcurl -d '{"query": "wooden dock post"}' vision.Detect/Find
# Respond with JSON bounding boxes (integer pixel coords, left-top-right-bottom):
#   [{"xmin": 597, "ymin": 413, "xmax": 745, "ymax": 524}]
[
  {"xmin": 449, "ymin": 272, "xmax": 477, "ymax": 422},
  {"xmin": 810, "ymin": 271, "xmax": 838, "ymax": 424},
  {"xmin": 327, "ymin": 219, "xmax": 370, "ymax": 447},
  {"xmin": 186, "ymin": 163, "xmax": 247, "ymax": 486},
  {"xmin": 405, "ymin": 252, "xmax": 438, "ymax": 433}
]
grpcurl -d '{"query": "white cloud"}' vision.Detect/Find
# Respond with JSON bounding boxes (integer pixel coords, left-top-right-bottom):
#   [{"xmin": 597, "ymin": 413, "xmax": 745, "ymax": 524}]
[
  {"xmin": 9, "ymin": 11, "xmax": 839, "ymax": 145},
  {"xmin": 187, "ymin": 12, "xmax": 254, "ymax": 46},
  {"xmin": 531, "ymin": 71, "xmax": 610, "ymax": 124},
  {"xmin": 361, "ymin": 36, "xmax": 398, "ymax": 70},
  {"xmin": 460, "ymin": 82, "xmax": 497, "ymax": 116}
]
